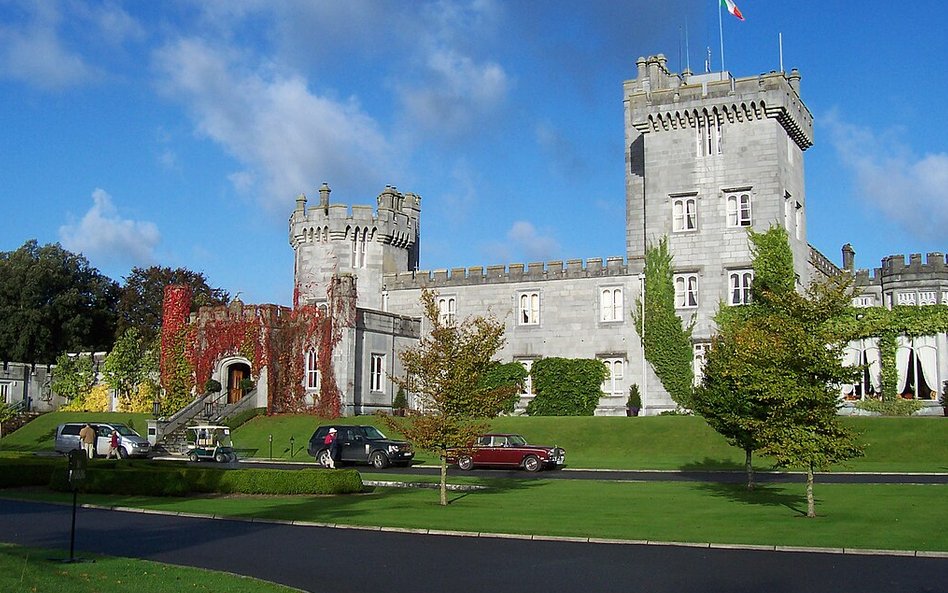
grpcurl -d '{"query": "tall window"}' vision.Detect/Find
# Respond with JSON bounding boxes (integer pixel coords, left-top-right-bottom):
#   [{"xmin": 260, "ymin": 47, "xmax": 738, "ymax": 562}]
[
  {"xmin": 519, "ymin": 291, "xmax": 540, "ymax": 325},
  {"xmin": 518, "ymin": 359, "xmax": 534, "ymax": 397},
  {"xmin": 305, "ymin": 349, "xmax": 320, "ymax": 391},
  {"xmin": 601, "ymin": 358, "xmax": 624, "ymax": 396},
  {"xmin": 600, "ymin": 287, "xmax": 623, "ymax": 322},
  {"xmin": 672, "ymin": 197, "xmax": 697, "ymax": 232},
  {"xmin": 728, "ymin": 270, "xmax": 753, "ymax": 306},
  {"xmin": 794, "ymin": 202, "xmax": 803, "ymax": 240},
  {"xmin": 726, "ymin": 193, "xmax": 752, "ymax": 227},
  {"xmin": 697, "ymin": 111, "xmax": 721, "ymax": 157},
  {"xmin": 784, "ymin": 195, "xmax": 793, "ymax": 231},
  {"xmin": 0, "ymin": 382, "xmax": 9, "ymax": 404},
  {"xmin": 351, "ymin": 228, "xmax": 367, "ymax": 268},
  {"xmin": 674, "ymin": 274, "xmax": 699, "ymax": 308},
  {"xmin": 693, "ymin": 342, "xmax": 711, "ymax": 387},
  {"xmin": 437, "ymin": 296, "xmax": 456, "ymax": 325},
  {"xmin": 841, "ymin": 340, "xmax": 881, "ymax": 400},
  {"xmin": 370, "ymin": 354, "xmax": 385, "ymax": 392}
]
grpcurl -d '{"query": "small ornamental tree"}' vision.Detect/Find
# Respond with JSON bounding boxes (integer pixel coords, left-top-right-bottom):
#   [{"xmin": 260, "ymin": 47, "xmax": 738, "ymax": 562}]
[
  {"xmin": 51, "ymin": 352, "xmax": 96, "ymax": 405},
  {"xmin": 633, "ymin": 236, "xmax": 694, "ymax": 408},
  {"xmin": 384, "ymin": 290, "xmax": 513, "ymax": 506},
  {"xmin": 102, "ymin": 327, "xmax": 147, "ymax": 411}
]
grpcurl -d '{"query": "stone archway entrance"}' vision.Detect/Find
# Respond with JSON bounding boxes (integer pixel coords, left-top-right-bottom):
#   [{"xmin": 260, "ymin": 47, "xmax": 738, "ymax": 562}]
[{"xmin": 225, "ymin": 362, "xmax": 252, "ymax": 404}]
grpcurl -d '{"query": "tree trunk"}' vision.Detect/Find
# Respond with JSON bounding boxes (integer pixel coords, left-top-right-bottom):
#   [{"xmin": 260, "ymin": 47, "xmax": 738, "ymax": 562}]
[
  {"xmin": 806, "ymin": 462, "xmax": 816, "ymax": 518},
  {"xmin": 439, "ymin": 449, "xmax": 448, "ymax": 506},
  {"xmin": 744, "ymin": 448, "xmax": 755, "ymax": 490}
]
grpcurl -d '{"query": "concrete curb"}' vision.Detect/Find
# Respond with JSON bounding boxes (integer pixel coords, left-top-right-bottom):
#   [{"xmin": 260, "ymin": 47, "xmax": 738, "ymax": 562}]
[{"xmin": 73, "ymin": 501, "xmax": 948, "ymax": 559}]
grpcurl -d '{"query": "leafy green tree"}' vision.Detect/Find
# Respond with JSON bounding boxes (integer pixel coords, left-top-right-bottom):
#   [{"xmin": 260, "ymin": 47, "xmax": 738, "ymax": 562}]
[
  {"xmin": 0, "ymin": 401, "xmax": 15, "ymax": 440},
  {"xmin": 117, "ymin": 266, "xmax": 229, "ymax": 344},
  {"xmin": 693, "ymin": 227, "xmax": 797, "ymax": 489},
  {"xmin": 0, "ymin": 240, "xmax": 119, "ymax": 363},
  {"xmin": 50, "ymin": 352, "xmax": 96, "ymax": 404},
  {"xmin": 384, "ymin": 290, "xmax": 513, "ymax": 505},
  {"xmin": 102, "ymin": 328, "xmax": 147, "ymax": 410},
  {"xmin": 694, "ymin": 227, "xmax": 863, "ymax": 514},
  {"xmin": 633, "ymin": 237, "xmax": 694, "ymax": 408},
  {"xmin": 479, "ymin": 361, "xmax": 527, "ymax": 414}
]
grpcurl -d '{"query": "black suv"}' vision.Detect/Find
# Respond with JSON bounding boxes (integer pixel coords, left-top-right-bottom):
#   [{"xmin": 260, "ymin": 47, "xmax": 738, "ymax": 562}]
[{"xmin": 307, "ymin": 425, "xmax": 414, "ymax": 469}]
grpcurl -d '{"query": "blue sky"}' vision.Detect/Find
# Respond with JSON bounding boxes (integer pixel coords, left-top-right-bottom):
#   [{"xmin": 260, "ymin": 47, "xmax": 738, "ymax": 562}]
[{"xmin": 2, "ymin": 1, "xmax": 945, "ymax": 306}]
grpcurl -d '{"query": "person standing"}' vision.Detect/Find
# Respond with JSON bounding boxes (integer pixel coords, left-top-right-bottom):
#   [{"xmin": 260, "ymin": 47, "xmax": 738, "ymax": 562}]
[
  {"xmin": 323, "ymin": 428, "xmax": 337, "ymax": 469},
  {"xmin": 107, "ymin": 430, "xmax": 120, "ymax": 459},
  {"xmin": 79, "ymin": 423, "xmax": 96, "ymax": 459}
]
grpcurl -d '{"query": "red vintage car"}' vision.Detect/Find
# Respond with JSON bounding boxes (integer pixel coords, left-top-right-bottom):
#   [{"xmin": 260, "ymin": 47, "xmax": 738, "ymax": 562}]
[{"xmin": 447, "ymin": 433, "xmax": 566, "ymax": 472}]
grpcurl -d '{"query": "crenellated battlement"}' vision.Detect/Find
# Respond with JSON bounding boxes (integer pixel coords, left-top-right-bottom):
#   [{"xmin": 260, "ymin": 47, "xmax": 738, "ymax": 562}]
[
  {"xmin": 624, "ymin": 55, "xmax": 813, "ymax": 150},
  {"xmin": 880, "ymin": 252, "xmax": 948, "ymax": 278},
  {"xmin": 289, "ymin": 183, "xmax": 420, "ymax": 249},
  {"xmin": 383, "ymin": 256, "xmax": 636, "ymax": 290}
]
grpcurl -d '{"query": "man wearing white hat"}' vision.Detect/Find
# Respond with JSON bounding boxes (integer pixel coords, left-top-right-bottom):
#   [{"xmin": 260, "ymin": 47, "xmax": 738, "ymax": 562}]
[{"xmin": 323, "ymin": 427, "xmax": 338, "ymax": 469}]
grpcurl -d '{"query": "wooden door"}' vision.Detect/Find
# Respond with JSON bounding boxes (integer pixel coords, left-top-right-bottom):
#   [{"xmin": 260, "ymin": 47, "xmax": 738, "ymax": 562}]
[{"xmin": 228, "ymin": 367, "xmax": 245, "ymax": 404}]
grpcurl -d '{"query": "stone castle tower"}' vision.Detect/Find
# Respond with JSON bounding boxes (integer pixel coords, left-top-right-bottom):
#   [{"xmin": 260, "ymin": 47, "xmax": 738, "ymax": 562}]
[
  {"xmin": 289, "ymin": 183, "xmax": 421, "ymax": 310},
  {"xmin": 624, "ymin": 54, "xmax": 814, "ymax": 340}
]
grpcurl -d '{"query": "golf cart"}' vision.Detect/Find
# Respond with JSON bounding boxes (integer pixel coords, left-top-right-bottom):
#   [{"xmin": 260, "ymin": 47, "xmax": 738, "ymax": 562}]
[{"xmin": 185, "ymin": 425, "xmax": 237, "ymax": 463}]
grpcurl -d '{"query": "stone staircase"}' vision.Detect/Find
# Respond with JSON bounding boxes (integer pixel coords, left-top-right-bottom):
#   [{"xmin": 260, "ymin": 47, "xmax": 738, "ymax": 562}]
[{"xmin": 149, "ymin": 389, "xmax": 258, "ymax": 455}]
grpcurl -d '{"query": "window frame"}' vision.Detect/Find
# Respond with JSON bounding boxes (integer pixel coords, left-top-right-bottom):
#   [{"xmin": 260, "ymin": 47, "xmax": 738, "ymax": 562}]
[
  {"xmin": 673, "ymin": 273, "xmax": 699, "ymax": 309},
  {"xmin": 671, "ymin": 196, "xmax": 698, "ymax": 232},
  {"xmin": 728, "ymin": 269, "xmax": 754, "ymax": 306},
  {"xmin": 518, "ymin": 291, "xmax": 540, "ymax": 326},
  {"xmin": 726, "ymin": 192, "xmax": 752, "ymax": 227},
  {"xmin": 305, "ymin": 349, "xmax": 320, "ymax": 391},
  {"xmin": 599, "ymin": 286, "xmax": 624, "ymax": 322},
  {"xmin": 370, "ymin": 353, "xmax": 385, "ymax": 392},
  {"xmin": 600, "ymin": 357, "xmax": 625, "ymax": 397}
]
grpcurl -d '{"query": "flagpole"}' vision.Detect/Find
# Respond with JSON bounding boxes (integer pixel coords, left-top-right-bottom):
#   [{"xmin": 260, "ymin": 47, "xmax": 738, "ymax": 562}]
[{"xmin": 718, "ymin": 0, "xmax": 726, "ymax": 79}]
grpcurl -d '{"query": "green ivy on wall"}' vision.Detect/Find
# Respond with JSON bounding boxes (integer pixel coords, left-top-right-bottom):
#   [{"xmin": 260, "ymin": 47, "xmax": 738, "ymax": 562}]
[
  {"xmin": 526, "ymin": 357, "xmax": 608, "ymax": 416},
  {"xmin": 633, "ymin": 237, "xmax": 694, "ymax": 408}
]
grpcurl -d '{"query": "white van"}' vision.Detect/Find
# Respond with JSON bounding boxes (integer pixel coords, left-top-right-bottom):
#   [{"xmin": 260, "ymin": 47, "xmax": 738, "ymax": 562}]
[{"xmin": 55, "ymin": 422, "xmax": 152, "ymax": 458}]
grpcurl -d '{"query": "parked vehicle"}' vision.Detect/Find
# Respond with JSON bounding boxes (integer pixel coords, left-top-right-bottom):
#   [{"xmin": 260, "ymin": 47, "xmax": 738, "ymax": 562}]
[
  {"xmin": 307, "ymin": 425, "xmax": 414, "ymax": 469},
  {"xmin": 55, "ymin": 422, "xmax": 152, "ymax": 458},
  {"xmin": 447, "ymin": 433, "xmax": 565, "ymax": 472},
  {"xmin": 184, "ymin": 425, "xmax": 237, "ymax": 463}
]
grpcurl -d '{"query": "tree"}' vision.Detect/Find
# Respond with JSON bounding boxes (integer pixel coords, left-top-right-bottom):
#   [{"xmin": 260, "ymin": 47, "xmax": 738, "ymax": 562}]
[
  {"xmin": 633, "ymin": 237, "xmax": 694, "ymax": 408},
  {"xmin": 102, "ymin": 327, "xmax": 147, "ymax": 411},
  {"xmin": 384, "ymin": 290, "xmax": 514, "ymax": 506},
  {"xmin": 692, "ymin": 227, "xmax": 797, "ymax": 489},
  {"xmin": 694, "ymin": 227, "xmax": 863, "ymax": 514},
  {"xmin": 50, "ymin": 352, "xmax": 96, "ymax": 405},
  {"xmin": 117, "ymin": 266, "xmax": 229, "ymax": 344},
  {"xmin": 0, "ymin": 240, "xmax": 119, "ymax": 363}
]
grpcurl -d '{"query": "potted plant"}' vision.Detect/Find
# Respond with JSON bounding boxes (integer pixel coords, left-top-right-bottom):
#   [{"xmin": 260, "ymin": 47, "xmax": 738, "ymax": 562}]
[
  {"xmin": 393, "ymin": 387, "xmax": 408, "ymax": 417},
  {"xmin": 627, "ymin": 384, "xmax": 642, "ymax": 417},
  {"xmin": 239, "ymin": 378, "xmax": 255, "ymax": 393},
  {"xmin": 204, "ymin": 378, "xmax": 222, "ymax": 394}
]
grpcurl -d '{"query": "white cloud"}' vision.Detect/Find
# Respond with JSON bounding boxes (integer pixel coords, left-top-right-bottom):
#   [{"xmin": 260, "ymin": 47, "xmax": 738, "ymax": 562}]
[
  {"xmin": 484, "ymin": 221, "xmax": 559, "ymax": 263},
  {"xmin": 154, "ymin": 38, "xmax": 397, "ymax": 209},
  {"xmin": 0, "ymin": 17, "xmax": 99, "ymax": 90},
  {"xmin": 59, "ymin": 188, "xmax": 161, "ymax": 267},
  {"xmin": 824, "ymin": 113, "xmax": 948, "ymax": 239}
]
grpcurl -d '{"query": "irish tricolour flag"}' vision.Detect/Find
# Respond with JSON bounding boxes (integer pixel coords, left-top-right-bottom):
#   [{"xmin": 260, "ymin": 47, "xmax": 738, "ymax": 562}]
[{"xmin": 721, "ymin": 0, "xmax": 745, "ymax": 20}]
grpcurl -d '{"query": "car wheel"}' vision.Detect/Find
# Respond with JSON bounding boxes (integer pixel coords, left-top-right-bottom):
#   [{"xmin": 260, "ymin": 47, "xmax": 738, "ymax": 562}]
[
  {"xmin": 457, "ymin": 455, "xmax": 474, "ymax": 471},
  {"xmin": 370, "ymin": 451, "xmax": 389, "ymax": 469},
  {"xmin": 214, "ymin": 451, "xmax": 227, "ymax": 463},
  {"xmin": 188, "ymin": 451, "xmax": 199, "ymax": 462},
  {"xmin": 522, "ymin": 455, "xmax": 541, "ymax": 472},
  {"xmin": 317, "ymin": 449, "xmax": 333, "ymax": 468},
  {"xmin": 118, "ymin": 447, "xmax": 128, "ymax": 459}
]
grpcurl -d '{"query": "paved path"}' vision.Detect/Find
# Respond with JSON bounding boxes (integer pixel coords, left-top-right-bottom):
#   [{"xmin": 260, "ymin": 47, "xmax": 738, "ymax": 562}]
[{"xmin": 2, "ymin": 499, "xmax": 946, "ymax": 593}]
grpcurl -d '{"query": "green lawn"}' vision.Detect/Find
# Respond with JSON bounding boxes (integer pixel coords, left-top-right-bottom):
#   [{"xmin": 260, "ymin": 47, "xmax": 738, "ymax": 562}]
[
  {"xmin": 0, "ymin": 543, "xmax": 301, "ymax": 593},
  {"xmin": 5, "ymin": 412, "xmax": 948, "ymax": 472},
  {"xmin": 10, "ymin": 478, "xmax": 948, "ymax": 552}
]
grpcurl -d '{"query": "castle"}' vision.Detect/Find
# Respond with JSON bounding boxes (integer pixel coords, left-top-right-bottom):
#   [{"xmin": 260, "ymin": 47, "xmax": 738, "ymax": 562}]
[{"xmin": 4, "ymin": 54, "xmax": 946, "ymax": 417}]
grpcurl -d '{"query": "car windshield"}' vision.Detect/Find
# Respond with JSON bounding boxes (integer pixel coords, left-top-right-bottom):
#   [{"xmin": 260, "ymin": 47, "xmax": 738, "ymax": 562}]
[
  {"xmin": 362, "ymin": 426, "xmax": 388, "ymax": 440},
  {"xmin": 112, "ymin": 424, "xmax": 139, "ymax": 437},
  {"xmin": 507, "ymin": 435, "xmax": 527, "ymax": 446}
]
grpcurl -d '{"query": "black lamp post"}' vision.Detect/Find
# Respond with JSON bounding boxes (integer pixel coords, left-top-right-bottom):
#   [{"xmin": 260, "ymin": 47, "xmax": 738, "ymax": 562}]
[
  {"xmin": 289, "ymin": 436, "xmax": 295, "ymax": 458},
  {"xmin": 152, "ymin": 399, "xmax": 160, "ymax": 419}
]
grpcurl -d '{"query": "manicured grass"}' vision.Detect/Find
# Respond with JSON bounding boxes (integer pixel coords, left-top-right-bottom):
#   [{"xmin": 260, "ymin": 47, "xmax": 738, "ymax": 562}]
[
  {"xmin": 11, "ymin": 478, "xmax": 948, "ymax": 552},
  {"xmin": 0, "ymin": 542, "xmax": 301, "ymax": 593},
  {"xmin": 5, "ymin": 412, "xmax": 948, "ymax": 472}
]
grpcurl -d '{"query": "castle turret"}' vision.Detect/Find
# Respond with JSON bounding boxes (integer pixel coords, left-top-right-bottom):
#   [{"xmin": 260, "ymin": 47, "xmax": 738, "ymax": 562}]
[{"xmin": 290, "ymin": 184, "xmax": 421, "ymax": 310}]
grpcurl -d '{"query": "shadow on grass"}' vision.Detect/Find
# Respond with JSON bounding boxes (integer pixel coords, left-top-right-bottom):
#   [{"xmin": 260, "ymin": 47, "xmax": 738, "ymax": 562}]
[
  {"xmin": 679, "ymin": 457, "xmax": 745, "ymax": 472},
  {"xmin": 696, "ymin": 481, "xmax": 808, "ymax": 516}
]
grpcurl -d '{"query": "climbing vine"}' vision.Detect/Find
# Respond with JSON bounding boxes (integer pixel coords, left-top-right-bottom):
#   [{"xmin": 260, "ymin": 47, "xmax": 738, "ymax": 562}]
[{"xmin": 632, "ymin": 236, "xmax": 694, "ymax": 408}]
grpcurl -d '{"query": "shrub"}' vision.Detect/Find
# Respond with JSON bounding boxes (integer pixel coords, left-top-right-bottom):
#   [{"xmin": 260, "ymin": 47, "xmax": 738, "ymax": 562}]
[
  {"xmin": 627, "ymin": 384, "xmax": 642, "ymax": 410},
  {"xmin": 527, "ymin": 358, "xmax": 607, "ymax": 416},
  {"xmin": 205, "ymin": 379, "xmax": 223, "ymax": 394},
  {"xmin": 855, "ymin": 398, "xmax": 923, "ymax": 416}
]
